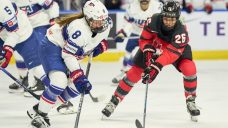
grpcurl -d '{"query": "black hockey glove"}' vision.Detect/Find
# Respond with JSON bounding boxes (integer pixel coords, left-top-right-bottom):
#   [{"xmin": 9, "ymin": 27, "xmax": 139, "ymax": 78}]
[
  {"xmin": 143, "ymin": 44, "xmax": 156, "ymax": 67},
  {"xmin": 142, "ymin": 62, "xmax": 163, "ymax": 84}
]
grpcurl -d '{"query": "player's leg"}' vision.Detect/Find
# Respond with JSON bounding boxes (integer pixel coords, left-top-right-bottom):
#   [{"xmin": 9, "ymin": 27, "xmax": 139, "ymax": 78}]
[
  {"xmin": 103, "ymin": 49, "xmax": 144, "ymax": 117},
  {"xmin": 112, "ymin": 34, "xmax": 139, "ymax": 84},
  {"xmin": 8, "ymin": 52, "xmax": 29, "ymax": 93},
  {"xmin": 14, "ymin": 32, "xmax": 46, "ymax": 96},
  {"xmin": 178, "ymin": 59, "xmax": 200, "ymax": 119},
  {"xmin": 27, "ymin": 37, "xmax": 69, "ymax": 127},
  {"xmin": 23, "ymin": 27, "xmax": 52, "ymax": 97},
  {"xmin": 174, "ymin": 45, "xmax": 200, "ymax": 121},
  {"xmin": 28, "ymin": 71, "xmax": 68, "ymax": 127},
  {"xmin": 55, "ymin": 83, "xmax": 80, "ymax": 114}
]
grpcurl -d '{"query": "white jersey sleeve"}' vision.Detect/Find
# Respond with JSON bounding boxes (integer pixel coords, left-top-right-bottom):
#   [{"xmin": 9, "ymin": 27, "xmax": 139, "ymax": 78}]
[
  {"xmin": 45, "ymin": 1, "xmax": 59, "ymax": 20},
  {"xmin": 121, "ymin": 5, "xmax": 134, "ymax": 36},
  {"xmin": 61, "ymin": 20, "xmax": 87, "ymax": 72},
  {"xmin": 38, "ymin": 0, "xmax": 59, "ymax": 19},
  {"xmin": 0, "ymin": 0, "xmax": 33, "ymax": 48},
  {"xmin": 0, "ymin": 0, "xmax": 20, "ymax": 47}
]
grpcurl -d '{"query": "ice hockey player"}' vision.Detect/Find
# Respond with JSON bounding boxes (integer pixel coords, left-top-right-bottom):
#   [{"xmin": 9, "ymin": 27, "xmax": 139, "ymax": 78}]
[
  {"xmin": 26, "ymin": 0, "xmax": 112, "ymax": 127},
  {"xmin": 9, "ymin": 0, "xmax": 74, "ymax": 114},
  {"xmin": 8, "ymin": 0, "xmax": 59, "ymax": 97},
  {"xmin": 112, "ymin": 0, "xmax": 161, "ymax": 85},
  {"xmin": 102, "ymin": 0, "xmax": 200, "ymax": 122},
  {"xmin": 0, "ymin": 0, "xmax": 50, "ymax": 91}
]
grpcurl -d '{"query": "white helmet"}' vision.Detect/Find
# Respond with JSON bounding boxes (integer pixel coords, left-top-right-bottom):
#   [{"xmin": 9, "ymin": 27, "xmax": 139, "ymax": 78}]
[{"xmin": 83, "ymin": 0, "xmax": 109, "ymax": 33}]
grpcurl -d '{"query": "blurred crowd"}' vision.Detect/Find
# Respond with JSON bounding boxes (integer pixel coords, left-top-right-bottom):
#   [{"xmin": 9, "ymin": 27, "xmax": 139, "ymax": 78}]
[{"xmin": 55, "ymin": 0, "xmax": 228, "ymax": 14}]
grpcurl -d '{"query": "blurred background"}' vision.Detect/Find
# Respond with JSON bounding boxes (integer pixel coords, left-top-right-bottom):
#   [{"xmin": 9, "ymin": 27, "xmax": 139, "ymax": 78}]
[{"xmin": 53, "ymin": 0, "xmax": 228, "ymax": 61}]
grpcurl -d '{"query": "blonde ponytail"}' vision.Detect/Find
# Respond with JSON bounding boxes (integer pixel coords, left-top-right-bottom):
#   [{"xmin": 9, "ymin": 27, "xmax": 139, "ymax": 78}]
[{"xmin": 56, "ymin": 13, "xmax": 84, "ymax": 27}]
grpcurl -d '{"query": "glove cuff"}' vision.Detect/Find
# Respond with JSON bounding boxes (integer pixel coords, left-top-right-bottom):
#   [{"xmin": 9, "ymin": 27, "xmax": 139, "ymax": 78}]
[
  {"xmin": 3, "ymin": 45, "xmax": 14, "ymax": 53},
  {"xmin": 143, "ymin": 44, "xmax": 155, "ymax": 53},
  {"xmin": 150, "ymin": 62, "xmax": 163, "ymax": 72},
  {"xmin": 70, "ymin": 69, "xmax": 84, "ymax": 82},
  {"xmin": 100, "ymin": 39, "xmax": 108, "ymax": 52}
]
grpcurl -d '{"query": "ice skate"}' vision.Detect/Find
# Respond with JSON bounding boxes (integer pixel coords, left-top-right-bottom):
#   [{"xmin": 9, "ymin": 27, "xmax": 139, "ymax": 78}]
[
  {"xmin": 24, "ymin": 77, "xmax": 45, "ymax": 97},
  {"xmin": 102, "ymin": 95, "xmax": 120, "ymax": 117},
  {"xmin": 186, "ymin": 95, "xmax": 200, "ymax": 122},
  {"xmin": 8, "ymin": 76, "xmax": 28, "ymax": 93},
  {"xmin": 27, "ymin": 104, "xmax": 50, "ymax": 128},
  {"xmin": 57, "ymin": 101, "xmax": 77, "ymax": 114}
]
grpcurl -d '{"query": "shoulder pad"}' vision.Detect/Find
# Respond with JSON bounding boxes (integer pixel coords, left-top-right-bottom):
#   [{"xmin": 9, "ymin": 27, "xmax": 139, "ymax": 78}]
[
  {"xmin": 171, "ymin": 21, "xmax": 189, "ymax": 48},
  {"xmin": 144, "ymin": 13, "xmax": 160, "ymax": 33}
]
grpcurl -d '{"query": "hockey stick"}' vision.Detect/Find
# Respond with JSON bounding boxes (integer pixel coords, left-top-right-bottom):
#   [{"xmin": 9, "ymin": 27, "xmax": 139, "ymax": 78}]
[
  {"xmin": 0, "ymin": 67, "xmax": 40, "ymax": 100},
  {"xmin": 107, "ymin": 36, "xmax": 140, "ymax": 40},
  {"xmin": 135, "ymin": 79, "xmax": 149, "ymax": 128},
  {"xmin": 85, "ymin": 54, "xmax": 98, "ymax": 102},
  {"xmin": 74, "ymin": 54, "xmax": 93, "ymax": 128},
  {"xmin": 84, "ymin": 54, "xmax": 105, "ymax": 103}
]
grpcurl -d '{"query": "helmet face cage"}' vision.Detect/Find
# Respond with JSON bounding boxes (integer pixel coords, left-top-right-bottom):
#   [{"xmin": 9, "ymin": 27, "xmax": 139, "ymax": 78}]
[
  {"xmin": 86, "ymin": 16, "xmax": 109, "ymax": 33},
  {"xmin": 161, "ymin": 0, "xmax": 181, "ymax": 19},
  {"xmin": 83, "ymin": 0, "xmax": 109, "ymax": 33}
]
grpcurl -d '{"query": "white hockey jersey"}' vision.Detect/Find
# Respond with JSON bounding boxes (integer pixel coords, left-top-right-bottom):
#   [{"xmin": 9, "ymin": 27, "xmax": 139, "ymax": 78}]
[
  {"xmin": 46, "ymin": 17, "xmax": 112, "ymax": 71},
  {"xmin": 11, "ymin": 0, "xmax": 59, "ymax": 28},
  {"xmin": 122, "ymin": 0, "xmax": 162, "ymax": 36},
  {"xmin": 0, "ymin": 0, "xmax": 33, "ymax": 48}
]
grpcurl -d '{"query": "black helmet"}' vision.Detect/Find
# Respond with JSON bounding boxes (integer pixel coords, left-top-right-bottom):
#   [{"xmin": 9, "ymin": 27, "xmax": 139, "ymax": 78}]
[{"xmin": 161, "ymin": 0, "xmax": 181, "ymax": 19}]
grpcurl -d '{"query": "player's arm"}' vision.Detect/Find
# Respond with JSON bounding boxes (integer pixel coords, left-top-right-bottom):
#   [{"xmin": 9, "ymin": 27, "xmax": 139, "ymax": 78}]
[
  {"xmin": 61, "ymin": 25, "xmax": 85, "ymax": 72},
  {"xmin": 139, "ymin": 25, "xmax": 157, "ymax": 51},
  {"xmin": 61, "ymin": 27, "xmax": 92, "ymax": 94},
  {"xmin": 0, "ymin": 0, "xmax": 20, "ymax": 68},
  {"xmin": 38, "ymin": 0, "xmax": 59, "ymax": 24},
  {"xmin": 115, "ymin": 7, "xmax": 133, "ymax": 42},
  {"xmin": 1, "ymin": 1, "xmax": 20, "ymax": 48},
  {"xmin": 156, "ymin": 31, "xmax": 189, "ymax": 66},
  {"xmin": 92, "ymin": 39, "xmax": 108, "ymax": 57}
]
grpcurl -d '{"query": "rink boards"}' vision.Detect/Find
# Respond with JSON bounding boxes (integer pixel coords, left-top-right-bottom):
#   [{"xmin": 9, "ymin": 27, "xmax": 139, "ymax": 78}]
[{"xmin": 9, "ymin": 10, "xmax": 228, "ymax": 64}]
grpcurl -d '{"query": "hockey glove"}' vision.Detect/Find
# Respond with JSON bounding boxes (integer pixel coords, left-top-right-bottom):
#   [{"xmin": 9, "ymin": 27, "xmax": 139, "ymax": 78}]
[
  {"xmin": 204, "ymin": 4, "xmax": 213, "ymax": 14},
  {"xmin": 0, "ymin": 45, "xmax": 14, "ymax": 68},
  {"xmin": 70, "ymin": 69, "xmax": 92, "ymax": 94},
  {"xmin": 49, "ymin": 18, "xmax": 55, "ymax": 26},
  {"xmin": 142, "ymin": 62, "xmax": 163, "ymax": 84},
  {"xmin": 93, "ymin": 39, "xmax": 108, "ymax": 57},
  {"xmin": 115, "ymin": 29, "xmax": 127, "ymax": 43},
  {"xmin": 143, "ymin": 44, "xmax": 156, "ymax": 67}
]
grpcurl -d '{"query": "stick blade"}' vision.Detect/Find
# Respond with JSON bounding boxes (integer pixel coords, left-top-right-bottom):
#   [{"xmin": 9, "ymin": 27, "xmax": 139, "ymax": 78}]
[
  {"xmin": 90, "ymin": 94, "xmax": 106, "ymax": 102},
  {"xmin": 135, "ymin": 119, "xmax": 143, "ymax": 128}
]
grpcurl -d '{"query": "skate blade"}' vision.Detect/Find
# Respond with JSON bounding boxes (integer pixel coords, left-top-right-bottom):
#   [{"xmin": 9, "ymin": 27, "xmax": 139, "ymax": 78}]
[
  {"xmin": 190, "ymin": 116, "xmax": 198, "ymax": 122},
  {"xmin": 58, "ymin": 108, "xmax": 77, "ymax": 115},
  {"xmin": 8, "ymin": 88, "xmax": 24, "ymax": 93},
  {"xmin": 101, "ymin": 114, "xmax": 109, "ymax": 120}
]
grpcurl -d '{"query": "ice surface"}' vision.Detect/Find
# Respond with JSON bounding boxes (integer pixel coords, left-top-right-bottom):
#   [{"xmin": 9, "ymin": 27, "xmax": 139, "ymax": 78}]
[{"xmin": 0, "ymin": 61, "xmax": 228, "ymax": 128}]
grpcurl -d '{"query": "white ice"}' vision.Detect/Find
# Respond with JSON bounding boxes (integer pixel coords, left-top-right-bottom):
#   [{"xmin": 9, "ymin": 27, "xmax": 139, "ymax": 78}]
[{"xmin": 0, "ymin": 60, "xmax": 228, "ymax": 128}]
